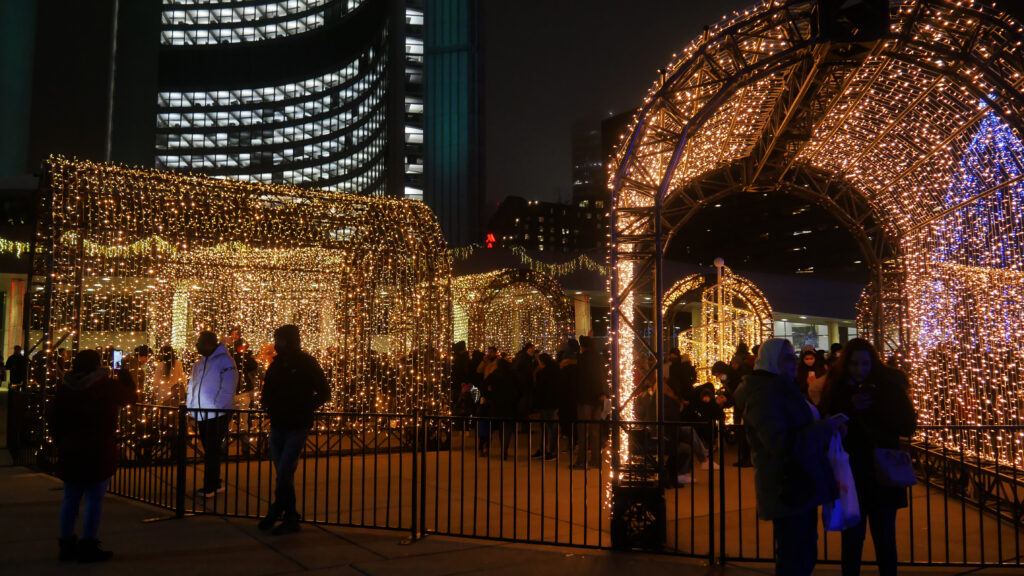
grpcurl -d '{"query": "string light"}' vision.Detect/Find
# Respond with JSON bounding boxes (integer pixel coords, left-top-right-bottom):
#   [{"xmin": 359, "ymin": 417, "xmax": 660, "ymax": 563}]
[
  {"xmin": 28, "ymin": 156, "xmax": 452, "ymax": 419},
  {"xmin": 610, "ymin": 0, "xmax": 1024, "ymax": 466},
  {"xmin": 664, "ymin": 267, "xmax": 773, "ymax": 382},
  {"xmin": 451, "ymin": 244, "xmax": 609, "ymax": 277},
  {"xmin": 452, "ymin": 269, "xmax": 574, "ymax": 355}
]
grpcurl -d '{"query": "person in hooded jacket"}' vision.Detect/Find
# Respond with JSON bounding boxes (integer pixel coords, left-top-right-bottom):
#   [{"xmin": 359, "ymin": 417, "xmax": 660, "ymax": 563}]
[
  {"xmin": 557, "ymin": 339, "xmax": 580, "ymax": 450},
  {"xmin": 258, "ymin": 325, "xmax": 330, "ymax": 535},
  {"xmin": 186, "ymin": 331, "xmax": 238, "ymax": 497},
  {"xmin": 49, "ymin": 349, "xmax": 137, "ymax": 562},
  {"xmin": 482, "ymin": 358, "xmax": 519, "ymax": 459},
  {"xmin": 531, "ymin": 353, "xmax": 561, "ymax": 460},
  {"xmin": 734, "ymin": 338, "xmax": 841, "ymax": 576}
]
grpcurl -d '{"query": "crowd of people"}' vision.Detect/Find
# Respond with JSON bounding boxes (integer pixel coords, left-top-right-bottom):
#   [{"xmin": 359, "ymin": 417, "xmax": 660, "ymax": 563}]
[
  {"xmin": 44, "ymin": 327, "xmax": 917, "ymax": 574},
  {"xmin": 450, "ymin": 337, "xmax": 609, "ymax": 470}
]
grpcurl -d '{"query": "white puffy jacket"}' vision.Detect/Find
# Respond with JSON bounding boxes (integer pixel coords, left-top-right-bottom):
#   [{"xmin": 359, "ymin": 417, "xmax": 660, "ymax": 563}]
[{"xmin": 186, "ymin": 344, "xmax": 238, "ymax": 421}]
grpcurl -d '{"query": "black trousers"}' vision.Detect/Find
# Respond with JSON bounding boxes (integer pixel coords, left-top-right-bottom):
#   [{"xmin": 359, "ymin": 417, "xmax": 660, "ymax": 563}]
[{"xmin": 197, "ymin": 414, "xmax": 231, "ymax": 491}]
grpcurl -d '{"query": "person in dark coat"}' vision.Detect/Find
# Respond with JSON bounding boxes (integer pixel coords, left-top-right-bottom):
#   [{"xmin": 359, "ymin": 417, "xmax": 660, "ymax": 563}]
[
  {"xmin": 557, "ymin": 339, "xmax": 579, "ymax": 448},
  {"xmin": 482, "ymin": 358, "xmax": 519, "ymax": 459},
  {"xmin": 822, "ymin": 338, "xmax": 917, "ymax": 576},
  {"xmin": 531, "ymin": 353, "xmax": 561, "ymax": 460},
  {"xmin": 734, "ymin": 339, "xmax": 840, "ymax": 576},
  {"xmin": 712, "ymin": 360, "xmax": 751, "ymax": 467},
  {"xmin": 6, "ymin": 345, "xmax": 27, "ymax": 387},
  {"xmin": 512, "ymin": 342, "xmax": 537, "ymax": 416},
  {"xmin": 258, "ymin": 325, "xmax": 330, "ymax": 535},
  {"xmin": 572, "ymin": 337, "xmax": 608, "ymax": 470},
  {"xmin": 50, "ymin": 349, "xmax": 138, "ymax": 562},
  {"xmin": 451, "ymin": 341, "xmax": 471, "ymax": 407}
]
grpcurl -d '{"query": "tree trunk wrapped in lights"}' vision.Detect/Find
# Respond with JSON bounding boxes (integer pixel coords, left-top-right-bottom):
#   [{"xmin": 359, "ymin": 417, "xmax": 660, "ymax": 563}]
[{"xmin": 29, "ymin": 156, "xmax": 452, "ymax": 416}]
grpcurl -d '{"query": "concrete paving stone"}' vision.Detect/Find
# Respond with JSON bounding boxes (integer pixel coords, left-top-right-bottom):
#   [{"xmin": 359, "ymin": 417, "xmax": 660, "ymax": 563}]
[{"xmin": 320, "ymin": 524, "xmax": 503, "ymax": 560}]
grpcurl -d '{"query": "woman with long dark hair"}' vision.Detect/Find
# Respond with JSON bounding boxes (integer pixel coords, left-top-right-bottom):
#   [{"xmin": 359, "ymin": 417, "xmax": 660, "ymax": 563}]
[{"xmin": 822, "ymin": 338, "xmax": 917, "ymax": 576}]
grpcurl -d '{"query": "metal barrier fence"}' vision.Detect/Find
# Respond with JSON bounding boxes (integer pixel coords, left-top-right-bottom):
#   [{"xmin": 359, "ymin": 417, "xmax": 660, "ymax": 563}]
[{"xmin": 9, "ymin": 397, "xmax": 1024, "ymax": 567}]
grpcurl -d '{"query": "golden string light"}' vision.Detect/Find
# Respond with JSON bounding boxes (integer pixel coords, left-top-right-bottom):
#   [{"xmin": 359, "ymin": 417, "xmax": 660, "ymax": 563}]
[
  {"xmin": 28, "ymin": 156, "xmax": 452, "ymax": 418},
  {"xmin": 611, "ymin": 0, "xmax": 1024, "ymax": 465},
  {"xmin": 452, "ymin": 269, "xmax": 574, "ymax": 355},
  {"xmin": 664, "ymin": 268, "xmax": 773, "ymax": 382},
  {"xmin": 451, "ymin": 244, "xmax": 608, "ymax": 277}
]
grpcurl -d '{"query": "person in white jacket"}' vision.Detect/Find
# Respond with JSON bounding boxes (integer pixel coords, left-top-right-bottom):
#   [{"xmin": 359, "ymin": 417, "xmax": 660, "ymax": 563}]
[{"xmin": 187, "ymin": 331, "xmax": 238, "ymax": 497}]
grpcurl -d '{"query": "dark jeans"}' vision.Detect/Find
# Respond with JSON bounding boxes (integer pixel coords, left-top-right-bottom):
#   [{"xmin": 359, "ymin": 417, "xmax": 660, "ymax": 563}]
[
  {"xmin": 60, "ymin": 479, "xmax": 109, "ymax": 539},
  {"xmin": 270, "ymin": 427, "xmax": 308, "ymax": 520},
  {"xmin": 842, "ymin": 505, "xmax": 898, "ymax": 576},
  {"xmin": 539, "ymin": 409, "xmax": 558, "ymax": 455},
  {"xmin": 197, "ymin": 414, "xmax": 231, "ymax": 491},
  {"xmin": 574, "ymin": 404, "xmax": 602, "ymax": 466},
  {"xmin": 773, "ymin": 508, "xmax": 818, "ymax": 576}
]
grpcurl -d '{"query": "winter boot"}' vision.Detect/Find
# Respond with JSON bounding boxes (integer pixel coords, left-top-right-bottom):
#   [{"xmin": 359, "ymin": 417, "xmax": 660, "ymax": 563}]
[
  {"xmin": 271, "ymin": 515, "xmax": 301, "ymax": 536},
  {"xmin": 77, "ymin": 539, "xmax": 113, "ymax": 563},
  {"xmin": 58, "ymin": 535, "xmax": 77, "ymax": 562},
  {"xmin": 258, "ymin": 504, "xmax": 282, "ymax": 532}
]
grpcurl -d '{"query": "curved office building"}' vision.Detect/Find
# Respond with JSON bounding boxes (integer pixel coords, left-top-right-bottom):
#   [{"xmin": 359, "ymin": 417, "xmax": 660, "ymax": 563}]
[{"xmin": 155, "ymin": 0, "xmax": 391, "ymax": 194}]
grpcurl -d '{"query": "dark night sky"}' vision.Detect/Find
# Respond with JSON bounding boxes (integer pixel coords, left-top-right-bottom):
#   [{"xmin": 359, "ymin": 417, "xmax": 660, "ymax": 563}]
[{"xmin": 481, "ymin": 0, "xmax": 758, "ymax": 215}]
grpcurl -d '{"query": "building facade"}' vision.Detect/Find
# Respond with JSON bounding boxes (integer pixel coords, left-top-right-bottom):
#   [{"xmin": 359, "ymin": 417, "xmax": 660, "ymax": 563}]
[{"xmin": 156, "ymin": 0, "xmax": 393, "ymax": 194}]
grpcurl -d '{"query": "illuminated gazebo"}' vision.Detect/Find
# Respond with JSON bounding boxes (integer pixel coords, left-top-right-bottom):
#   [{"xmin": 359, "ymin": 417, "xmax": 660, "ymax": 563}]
[
  {"xmin": 663, "ymin": 264, "xmax": 773, "ymax": 382},
  {"xmin": 30, "ymin": 157, "xmax": 452, "ymax": 414},
  {"xmin": 609, "ymin": 0, "xmax": 1024, "ymax": 464},
  {"xmin": 452, "ymin": 269, "xmax": 574, "ymax": 355}
]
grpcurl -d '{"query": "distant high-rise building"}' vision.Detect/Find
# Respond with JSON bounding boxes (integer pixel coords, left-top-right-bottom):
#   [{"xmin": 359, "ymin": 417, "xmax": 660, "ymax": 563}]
[
  {"xmin": 423, "ymin": 0, "xmax": 484, "ymax": 246},
  {"xmin": 156, "ymin": 0, "xmax": 394, "ymax": 194}
]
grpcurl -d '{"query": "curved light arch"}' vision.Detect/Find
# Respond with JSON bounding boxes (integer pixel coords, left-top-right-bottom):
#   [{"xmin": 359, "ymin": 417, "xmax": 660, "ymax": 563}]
[
  {"xmin": 453, "ymin": 269, "xmax": 574, "ymax": 355},
  {"xmin": 610, "ymin": 0, "xmax": 1024, "ymax": 463}
]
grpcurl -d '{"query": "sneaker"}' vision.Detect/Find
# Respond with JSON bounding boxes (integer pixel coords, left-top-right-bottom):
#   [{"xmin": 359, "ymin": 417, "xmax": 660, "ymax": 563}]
[
  {"xmin": 543, "ymin": 452, "xmax": 557, "ymax": 461},
  {"xmin": 198, "ymin": 486, "xmax": 225, "ymax": 498},
  {"xmin": 271, "ymin": 518, "xmax": 301, "ymax": 536},
  {"xmin": 699, "ymin": 460, "xmax": 720, "ymax": 470},
  {"xmin": 77, "ymin": 539, "xmax": 113, "ymax": 563},
  {"xmin": 531, "ymin": 450, "xmax": 544, "ymax": 459},
  {"xmin": 676, "ymin": 473, "xmax": 694, "ymax": 485}
]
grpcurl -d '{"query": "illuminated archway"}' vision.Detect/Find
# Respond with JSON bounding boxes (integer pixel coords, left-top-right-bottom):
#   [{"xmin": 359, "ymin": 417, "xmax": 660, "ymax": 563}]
[
  {"xmin": 32, "ymin": 157, "xmax": 452, "ymax": 415},
  {"xmin": 663, "ymin": 267, "xmax": 774, "ymax": 381},
  {"xmin": 610, "ymin": 0, "xmax": 1024, "ymax": 463},
  {"xmin": 452, "ymin": 269, "xmax": 574, "ymax": 355}
]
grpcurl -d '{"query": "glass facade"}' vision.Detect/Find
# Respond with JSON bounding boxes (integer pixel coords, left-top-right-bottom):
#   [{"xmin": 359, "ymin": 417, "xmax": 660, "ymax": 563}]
[
  {"xmin": 161, "ymin": 0, "xmax": 364, "ymax": 46},
  {"xmin": 156, "ymin": 0, "xmax": 391, "ymax": 195},
  {"xmin": 404, "ymin": 2, "xmax": 424, "ymax": 200}
]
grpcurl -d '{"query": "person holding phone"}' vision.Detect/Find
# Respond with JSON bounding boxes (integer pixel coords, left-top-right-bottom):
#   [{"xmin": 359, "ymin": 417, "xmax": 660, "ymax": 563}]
[
  {"xmin": 822, "ymin": 338, "xmax": 917, "ymax": 576},
  {"xmin": 49, "ymin": 349, "xmax": 137, "ymax": 562}
]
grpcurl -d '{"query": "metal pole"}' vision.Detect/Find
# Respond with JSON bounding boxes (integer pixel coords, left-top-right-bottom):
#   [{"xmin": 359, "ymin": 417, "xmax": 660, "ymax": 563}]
[{"xmin": 175, "ymin": 403, "xmax": 187, "ymax": 518}]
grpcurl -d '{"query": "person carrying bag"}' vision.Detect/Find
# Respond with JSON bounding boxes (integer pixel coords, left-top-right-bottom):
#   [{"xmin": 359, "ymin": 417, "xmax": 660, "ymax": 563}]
[{"xmin": 823, "ymin": 426, "xmax": 860, "ymax": 532}]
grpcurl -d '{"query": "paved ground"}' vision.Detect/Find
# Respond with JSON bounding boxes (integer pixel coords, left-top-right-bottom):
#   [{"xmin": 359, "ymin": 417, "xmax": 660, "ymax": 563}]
[
  {"xmin": 4, "ymin": 391, "xmax": 1024, "ymax": 574},
  {"xmin": 5, "ymin": 466, "xmax": 1024, "ymax": 575}
]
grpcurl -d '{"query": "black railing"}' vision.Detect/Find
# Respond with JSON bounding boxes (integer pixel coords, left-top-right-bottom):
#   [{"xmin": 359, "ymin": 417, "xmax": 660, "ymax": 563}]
[{"xmin": 9, "ymin": 400, "xmax": 1024, "ymax": 567}]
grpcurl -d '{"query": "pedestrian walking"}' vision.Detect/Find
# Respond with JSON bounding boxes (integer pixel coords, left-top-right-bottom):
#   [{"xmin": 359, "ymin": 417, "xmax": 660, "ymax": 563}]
[
  {"xmin": 258, "ymin": 325, "xmax": 330, "ymax": 535},
  {"xmin": 6, "ymin": 345, "xmax": 26, "ymax": 388},
  {"xmin": 186, "ymin": 331, "xmax": 238, "ymax": 497},
  {"xmin": 531, "ymin": 353, "xmax": 561, "ymax": 460},
  {"xmin": 571, "ymin": 337, "xmax": 608, "ymax": 470},
  {"xmin": 49, "ymin": 349, "xmax": 138, "ymax": 562}
]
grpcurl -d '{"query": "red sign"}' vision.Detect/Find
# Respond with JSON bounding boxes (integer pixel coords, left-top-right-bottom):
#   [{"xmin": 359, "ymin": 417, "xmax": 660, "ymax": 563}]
[{"xmin": 485, "ymin": 233, "xmax": 496, "ymax": 249}]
